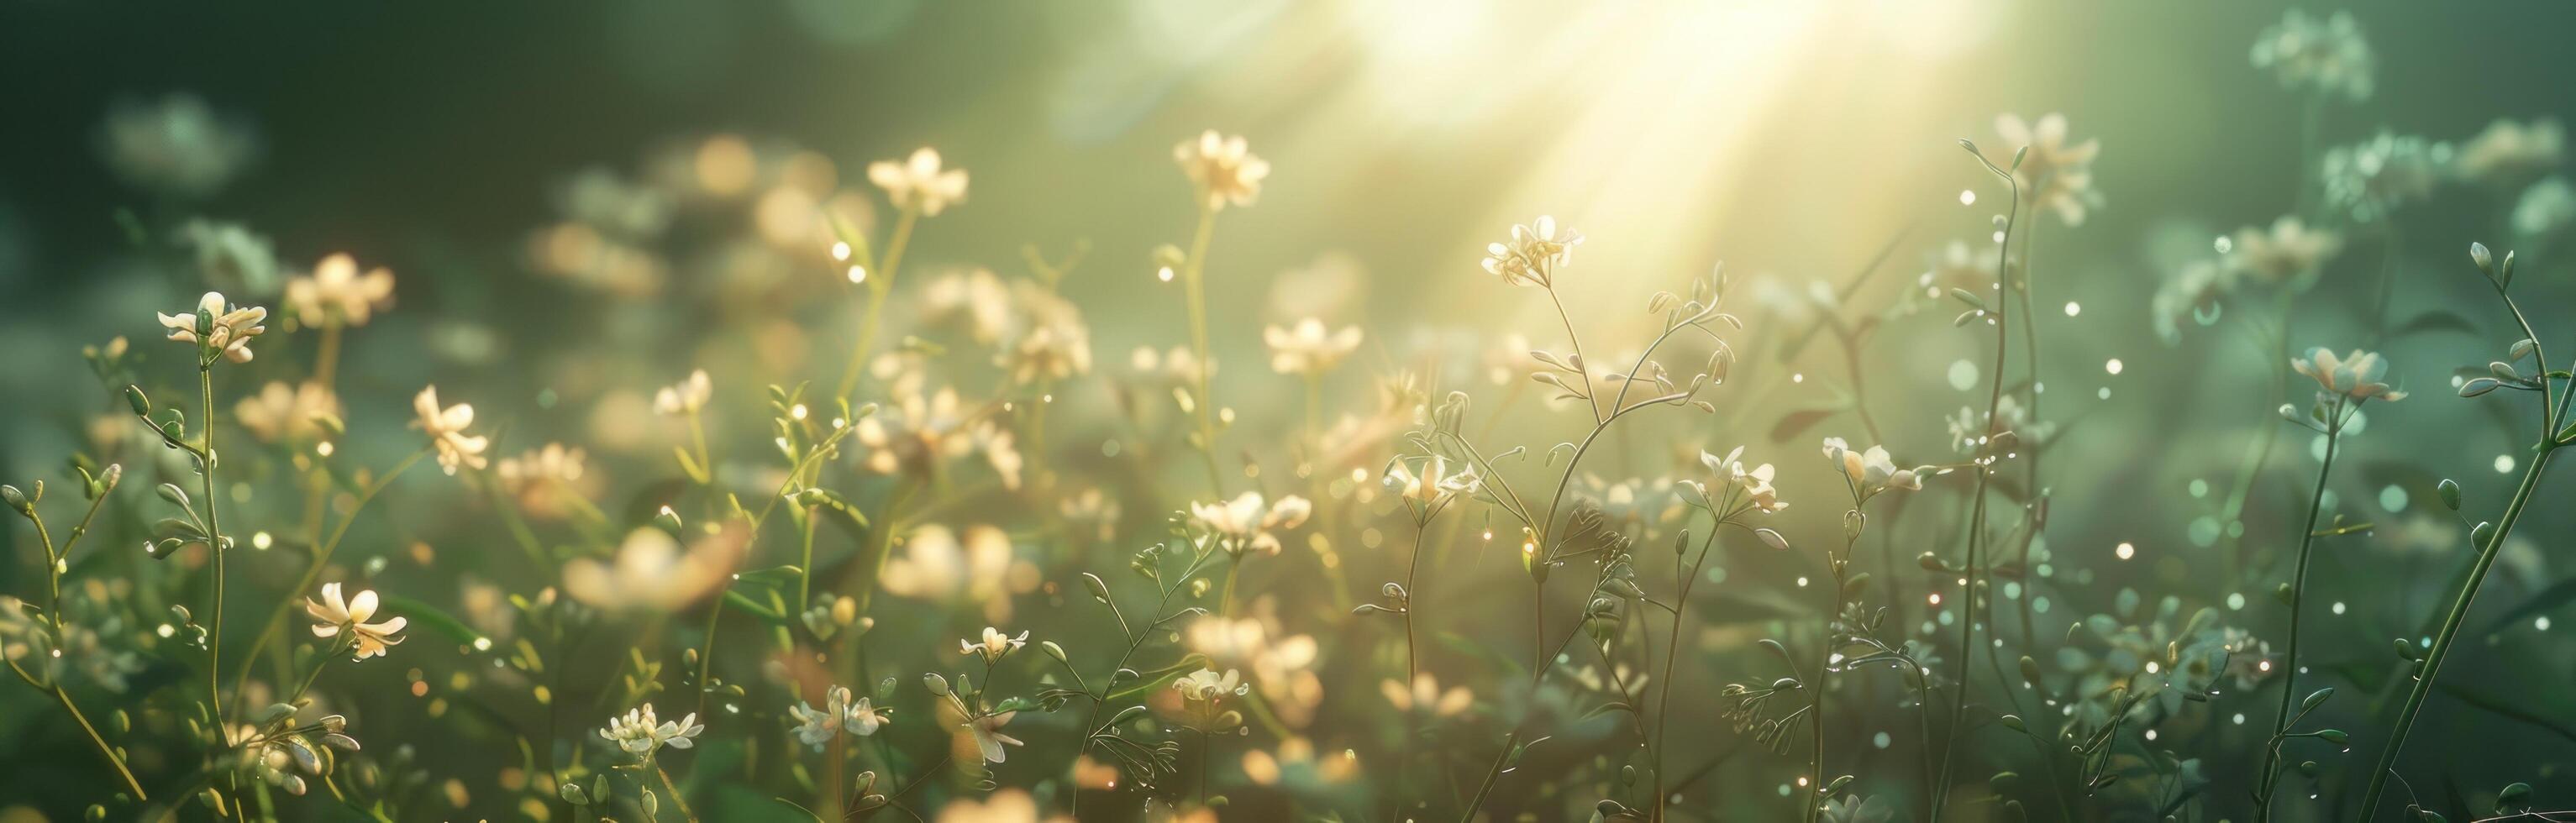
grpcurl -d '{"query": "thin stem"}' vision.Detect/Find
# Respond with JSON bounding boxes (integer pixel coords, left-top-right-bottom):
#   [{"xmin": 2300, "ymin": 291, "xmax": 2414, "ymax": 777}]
[
  {"xmin": 200, "ymin": 364, "xmax": 229, "ymax": 734},
  {"xmin": 1401, "ymin": 516, "xmax": 1430, "ymax": 689},
  {"xmin": 835, "ymin": 206, "xmax": 921, "ymax": 403},
  {"xmin": 313, "ymin": 321, "xmax": 343, "ymax": 390},
  {"xmin": 1456, "ymin": 732, "xmax": 1520, "ymax": 823},
  {"xmin": 655, "ymin": 761, "xmax": 701, "ymax": 823},
  {"xmin": 2356, "ymin": 443, "xmax": 2556, "ymax": 818},
  {"xmin": 1544, "ymin": 286, "xmax": 1603, "ymax": 425},
  {"xmin": 1178, "ymin": 205, "xmax": 1224, "ymax": 492},
  {"xmin": 230, "ymin": 447, "xmax": 432, "ymax": 712},
  {"xmin": 1652, "ymin": 526, "xmax": 1719, "ymax": 822},
  {"xmin": 2256, "ymin": 403, "xmax": 2346, "ymax": 821},
  {"xmin": 55, "ymin": 684, "xmax": 149, "ymax": 799},
  {"xmin": 1931, "ymin": 161, "xmax": 2021, "ymax": 823}
]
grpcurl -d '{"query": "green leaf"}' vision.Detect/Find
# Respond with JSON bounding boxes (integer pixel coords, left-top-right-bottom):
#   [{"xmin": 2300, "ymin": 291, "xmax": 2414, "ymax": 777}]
[
  {"xmin": 379, "ymin": 595, "xmax": 487, "ymax": 648},
  {"xmin": 724, "ymin": 590, "xmax": 789, "ymax": 624},
  {"xmin": 2390, "ymin": 310, "xmax": 2478, "ymax": 339},
  {"xmin": 1103, "ymin": 653, "xmax": 1210, "ymax": 702}
]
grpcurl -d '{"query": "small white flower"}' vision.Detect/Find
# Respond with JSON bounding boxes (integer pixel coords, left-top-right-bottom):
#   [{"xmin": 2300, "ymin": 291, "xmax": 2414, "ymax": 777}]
[
  {"xmin": 156, "ymin": 291, "xmax": 268, "ymax": 364},
  {"xmin": 1698, "ymin": 446, "xmax": 1786, "ymax": 514},
  {"xmin": 412, "ymin": 385, "xmax": 489, "ymax": 474},
  {"xmin": 959, "ymin": 626, "xmax": 1028, "ymax": 662},
  {"xmin": 789, "ymin": 685, "xmax": 890, "ymax": 751},
  {"xmin": 2249, "ymin": 9, "xmax": 2374, "ymax": 102},
  {"xmin": 964, "ymin": 710, "xmax": 1023, "ymax": 763},
  {"xmin": 1173, "ymin": 130, "xmax": 1269, "ymax": 211},
  {"xmin": 1822, "ymin": 438, "xmax": 1922, "ymax": 494},
  {"xmin": 1174, "ymin": 668, "xmax": 1242, "ymax": 702},
  {"xmin": 599, "ymin": 704, "xmax": 702, "ymax": 758},
  {"xmin": 1187, "ymin": 492, "xmax": 1312, "ymax": 555},
  {"xmin": 234, "ymin": 380, "xmax": 341, "ymax": 444},
  {"xmin": 2293, "ymin": 347, "xmax": 2406, "ymax": 403},
  {"xmin": 1263, "ymin": 317, "xmax": 1364, "ymax": 376},
  {"xmin": 1384, "ymin": 455, "xmax": 1480, "ymax": 505},
  {"xmin": 1994, "ymin": 113, "xmax": 2103, "ymax": 226},
  {"xmin": 1481, "ymin": 215, "xmax": 1582, "ymax": 288},
  {"xmin": 2224, "ymin": 216, "xmax": 2343, "ymax": 284},
  {"xmin": 653, "ymin": 370, "xmax": 712, "ymax": 416},
  {"xmin": 304, "ymin": 582, "xmax": 407, "ymax": 661},
  {"xmin": 869, "ymin": 147, "xmax": 970, "ymax": 217},
  {"xmin": 2455, "ymin": 118, "xmax": 2564, "ymax": 189},
  {"xmin": 1380, "ymin": 673, "xmax": 1472, "ymax": 717},
  {"xmin": 284, "ymin": 253, "xmax": 396, "ymax": 328}
]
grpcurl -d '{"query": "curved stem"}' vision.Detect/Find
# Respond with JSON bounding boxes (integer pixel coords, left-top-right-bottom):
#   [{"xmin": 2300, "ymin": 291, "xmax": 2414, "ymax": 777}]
[
  {"xmin": 2356, "ymin": 443, "xmax": 2556, "ymax": 818},
  {"xmin": 835, "ymin": 207, "xmax": 921, "ymax": 403},
  {"xmin": 2256, "ymin": 405, "xmax": 2345, "ymax": 820},
  {"xmin": 1931, "ymin": 164, "xmax": 2021, "ymax": 823},
  {"xmin": 200, "ymin": 365, "xmax": 229, "ymax": 735},
  {"xmin": 1178, "ymin": 206, "xmax": 1225, "ymax": 492},
  {"xmin": 230, "ymin": 447, "xmax": 431, "ymax": 711}
]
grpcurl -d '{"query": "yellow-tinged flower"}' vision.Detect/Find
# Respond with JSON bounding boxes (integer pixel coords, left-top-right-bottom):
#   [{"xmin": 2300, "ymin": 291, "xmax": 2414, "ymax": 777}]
[
  {"xmin": 653, "ymin": 370, "xmax": 712, "ymax": 416},
  {"xmin": 1481, "ymin": 215, "xmax": 1582, "ymax": 288},
  {"xmin": 1175, "ymin": 668, "xmax": 1242, "ymax": 702},
  {"xmin": 2294, "ymin": 347, "xmax": 2406, "ymax": 402},
  {"xmin": 959, "ymin": 626, "xmax": 1028, "ymax": 662},
  {"xmin": 412, "ymin": 385, "xmax": 488, "ymax": 474},
  {"xmin": 789, "ymin": 684, "xmax": 888, "ymax": 751},
  {"xmin": 1380, "ymin": 673, "xmax": 1472, "ymax": 716},
  {"xmin": 1822, "ymin": 438, "xmax": 1922, "ymax": 494},
  {"xmin": 157, "ymin": 291, "xmax": 268, "ymax": 363},
  {"xmin": 563, "ymin": 525, "xmax": 749, "ymax": 612},
  {"xmin": 234, "ymin": 380, "xmax": 341, "ymax": 444},
  {"xmin": 1264, "ymin": 317, "xmax": 1363, "ymax": 376},
  {"xmin": 284, "ymin": 253, "xmax": 396, "ymax": 327},
  {"xmin": 2456, "ymin": 118, "xmax": 2563, "ymax": 188},
  {"xmin": 1699, "ymin": 446, "xmax": 1786, "ymax": 514},
  {"xmin": 964, "ymin": 710, "xmax": 1023, "ymax": 763},
  {"xmin": 1188, "ymin": 492, "xmax": 1312, "ymax": 554},
  {"xmin": 1383, "ymin": 455, "xmax": 1479, "ymax": 504},
  {"xmin": 869, "ymin": 147, "xmax": 969, "ymax": 217},
  {"xmin": 598, "ymin": 703, "xmax": 701, "ymax": 758},
  {"xmin": 1995, "ymin": 113, "xmax": 2103, "ymax": 226},
  {"xmin": 496, "ymin": 443, "xmax": 597, "ymax": 521},
  {"xmin": 933, "ymin": 789, "xmax": 1058, "ymax": 823},
  {"xmin": 304, "ymin": 582, "xmax": 406, "ymax": 661},
  {"xmin": 1174, "ymin": 129, "xmax": 1269, "ymax": 211},
  {"xmin": 2250, "ymin": 9, "xmax": 2374, "ymax": 102},
  {"xmin": 2226, "ymin": 217, "xmax": 2343, "ymax": 284}
]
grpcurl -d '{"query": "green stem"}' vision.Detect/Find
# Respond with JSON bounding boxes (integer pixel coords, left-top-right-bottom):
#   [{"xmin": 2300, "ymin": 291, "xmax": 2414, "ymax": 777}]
[
  {"xmin": 1931, "ymin": 162, "xmax": 2021, "ymax": 823},
  {"xmin": 230, "ymin": 448, "xmax": 431, "ymax": 712},
  {"xmin": 2355, "ymin": 443, "xmax": 2556, "ymax": 819},
  {"xmin": 835, "ymin": 207, "xmax": 920, "ymax": 403},
  {"xmin": 1178, "ymin": 205, "xmax": 1225, "ymax": 493},
  {"xmin": 2256, "ymin": 404, "xmax": 2345, "ymax": 820},
  {"xmin": 655, "ymin": 761, "xmax": 700, "ymax": 822},
  {"xmin": 200, "ymin": 364, "xmax": 229, "ymax": 734}
]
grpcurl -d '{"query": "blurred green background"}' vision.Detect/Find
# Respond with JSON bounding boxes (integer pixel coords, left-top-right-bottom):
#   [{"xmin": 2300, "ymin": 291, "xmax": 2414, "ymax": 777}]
[{"xmin": 7, "ymin": 1, "xmax": 2576, "ymax": 820}]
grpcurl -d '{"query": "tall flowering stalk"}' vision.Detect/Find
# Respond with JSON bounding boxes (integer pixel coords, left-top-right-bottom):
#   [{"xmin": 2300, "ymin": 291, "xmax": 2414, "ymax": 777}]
[
  {"xmin": 1166, "ymin": 129, "xmax": 1269, "ymax": 492},
  {"xmin": 835, "ymin": 147, "xmax": 965, "ymax": 402},
  {"xmin": 2358, "ymin": 245, "xmax": 2566, "ymax": 817},
  {"xmin": 147, "ymin": 291, "xmax": 267, "ymax": 740},
  {"xmin": 1931, "ymin": 141, "xmax": 2026, "ymax": 822},
  {"xmin": 2253, "ymin": 348, "xmax": 2403, "ymax": 820},
  {"xmin": 1, "ymin": 466, "xmax": 147, "ymax": 799}
]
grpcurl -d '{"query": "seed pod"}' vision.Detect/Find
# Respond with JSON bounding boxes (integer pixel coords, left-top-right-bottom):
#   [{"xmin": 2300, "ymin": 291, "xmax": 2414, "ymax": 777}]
[{"xmin": 2437, "ymin": 479, "xmax": 2461, "ymax": 511}]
